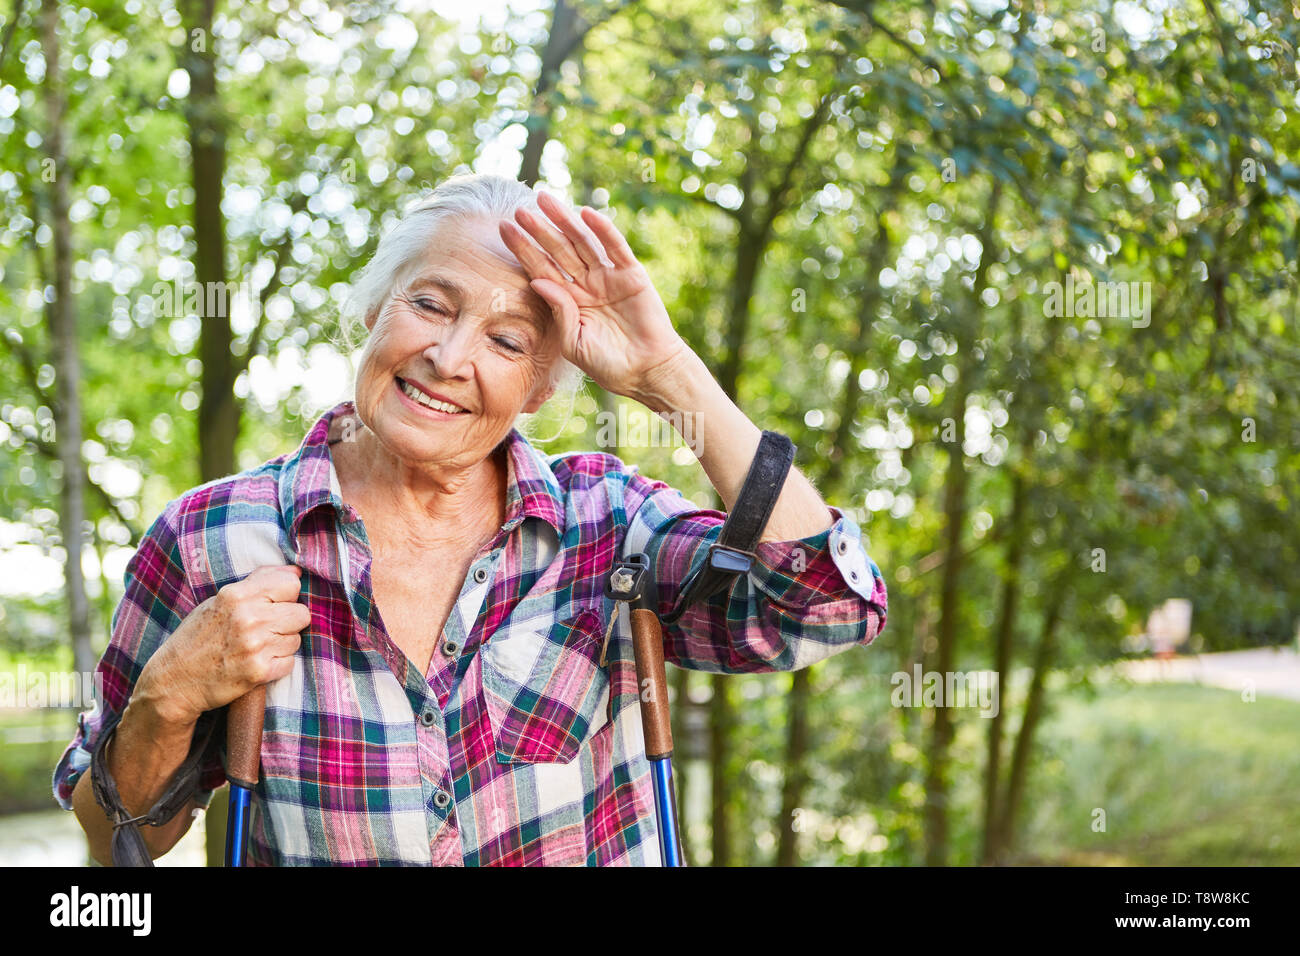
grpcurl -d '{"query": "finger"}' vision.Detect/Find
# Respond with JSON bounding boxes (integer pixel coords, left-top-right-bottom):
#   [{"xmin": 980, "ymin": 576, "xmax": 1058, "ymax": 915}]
[
  {"xmin": 233, "ymin": 565, "xmax": 302, "ymax": 603},
  {"xmin": 264, "ymin": 651, "xmax": 298, "ymax": 683},
  {"xmin": 259, "ymin": 565, "xmax": 305, "ymax": 604},
  {"xmin": 529, "ymin": 277, "xmax": 581, "ymax": 350},
  {"xmin": 266, "ymin": 628, "xmax": 303, "ymax": 659},
  {"xmin": 579, "ymin": 205, "xmax": 637, "ymax": 269},
  {"xmin": 266, "ymin": 602, "xmax": 312, "ymax": 636},
  {"xmin": 536, "ymin": 190, "xmax": 612, "ymax": 270},
  {"xmin": 513, "ymin": 205, "xmax": 587, "ymax": 280},
  {"xmin": 498, "ymin": 219, "xmax": 570, "ymax": 284}
]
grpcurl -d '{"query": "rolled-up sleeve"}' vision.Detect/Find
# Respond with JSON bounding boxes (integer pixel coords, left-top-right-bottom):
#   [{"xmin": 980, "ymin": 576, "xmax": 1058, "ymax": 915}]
[
  {"xmin": 52, "ymin": 497, "xmax": 225, "ymax": 810},
  {"xmin": 621, "ymin": 469, "xmax": 887, "ymax": 674}
]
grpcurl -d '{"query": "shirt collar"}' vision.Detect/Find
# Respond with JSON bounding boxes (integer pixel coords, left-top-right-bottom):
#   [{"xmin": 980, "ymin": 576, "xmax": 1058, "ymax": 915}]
[{"xmin": 281, "ymin": 401, "xmax": 566, "ymax": 554}]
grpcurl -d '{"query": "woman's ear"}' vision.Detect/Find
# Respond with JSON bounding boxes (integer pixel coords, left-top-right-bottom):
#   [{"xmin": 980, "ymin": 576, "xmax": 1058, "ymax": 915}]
[
  {"xmin": 363, "ymin": 303, "xmax": 381, "ymax": 332},
  {"xmin": 521, "ymin": 382, "xmax": 556, "ymax": 414}
]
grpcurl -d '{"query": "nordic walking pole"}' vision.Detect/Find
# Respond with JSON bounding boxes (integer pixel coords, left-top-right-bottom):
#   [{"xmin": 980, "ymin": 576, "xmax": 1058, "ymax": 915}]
[
  {"xmin": 607, "ymin": 554, "xmax": 684, "ymax": 866},
  {"xmin": 224, "ymin": 686, "xmax": 265, "ymax": 867}
]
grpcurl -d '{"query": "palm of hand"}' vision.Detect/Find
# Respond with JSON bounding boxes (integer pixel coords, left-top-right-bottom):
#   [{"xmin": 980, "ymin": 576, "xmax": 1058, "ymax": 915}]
[{"xmin": 499, "ymin": 192, "xmax": 687, "ymax": 397}]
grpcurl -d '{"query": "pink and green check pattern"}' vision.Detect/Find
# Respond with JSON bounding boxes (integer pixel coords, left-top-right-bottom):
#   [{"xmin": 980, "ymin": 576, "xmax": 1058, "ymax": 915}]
[{"xmin": 54, "ymin": 400, "xmax": 886, "ymax": 865}]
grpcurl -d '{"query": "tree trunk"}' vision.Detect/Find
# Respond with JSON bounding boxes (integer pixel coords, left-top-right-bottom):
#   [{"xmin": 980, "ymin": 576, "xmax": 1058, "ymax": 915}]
[
  {"xmin": 921, "ymin": 182, "xmax": 1001, "ymax": 866},
  {"xmin": 707, "ymin": 674, "xmax": 733, "ymax": 865},
  {"xmin": 40, "ymin": 0, "xmax": 94, "ymax": 683},
  {"xmin": 775, "ymin": 667, "xmax": 812, "ymax": 865},
  {"xmin": 991, "ymin": 587, "xmax": 1065, "ymax": 862},
  {"xmin": 177, "ymin": 0, "xmax": 236, "ymax": 866},
  {"xmin": 922, "ymin": 377, "xmax": 970, "ymax": 866},
  {"xmin": 179, "ymin": 0, "xmax": 237, "ymax": 485},
  {"xmin": 714, "ymin": 231, "xmax": 761, "ymax": 410},
  {"xmin": 518, "ymin": 0, "xmax": 587, "ymax": 187},
  {"xmin": 980, "ymin": 471, "xmax": 1025, "ymax": 864}
]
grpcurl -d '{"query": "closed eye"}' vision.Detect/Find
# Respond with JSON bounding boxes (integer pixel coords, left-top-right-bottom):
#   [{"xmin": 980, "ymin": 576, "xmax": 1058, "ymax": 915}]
[
  {"xmin": 415, "ymin": 298, "xmax": 449, "ymax": 315},
  {"xmin": 493, "ymin": 336, "xmax": 523, "ymax": 353}
]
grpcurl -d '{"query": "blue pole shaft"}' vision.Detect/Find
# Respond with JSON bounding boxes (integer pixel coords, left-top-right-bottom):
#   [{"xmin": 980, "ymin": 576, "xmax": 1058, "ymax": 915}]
[
  {"xmin": 650, "ymin": 757, "xmax": 683, "ymax": 867},
  {"xmin": 225, "ymin": 783, "xmax": 253, "ymax": 867},
  {"xmin": 612, "ymin": 554, "xmax": 682, "ymax": 867}
]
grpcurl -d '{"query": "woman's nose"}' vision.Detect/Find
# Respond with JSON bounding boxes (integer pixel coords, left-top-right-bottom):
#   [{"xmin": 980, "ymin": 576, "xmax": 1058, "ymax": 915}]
[{"xmin": 423, "ymin": 323, "xmax": 475, "ymax": 380}]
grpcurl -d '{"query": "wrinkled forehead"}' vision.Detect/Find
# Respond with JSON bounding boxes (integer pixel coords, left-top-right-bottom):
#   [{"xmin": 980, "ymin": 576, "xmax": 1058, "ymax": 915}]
[{"xmin": 399, "ymin": 215, "xmax": 539, "ymax": 303}]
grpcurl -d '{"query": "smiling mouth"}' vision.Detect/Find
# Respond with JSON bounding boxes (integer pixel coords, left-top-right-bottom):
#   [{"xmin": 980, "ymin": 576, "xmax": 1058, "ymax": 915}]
[{"xmin": 395, "ymin": 378, "xmax": 469, "ymax": 414}]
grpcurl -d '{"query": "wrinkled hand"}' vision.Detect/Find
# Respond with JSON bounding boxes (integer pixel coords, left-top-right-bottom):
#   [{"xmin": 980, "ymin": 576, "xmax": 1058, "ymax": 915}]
[
  {"xmin": 138, "ymin": 565, "xmax": 310, "ymax": 726},
  {"xmin": 499, "ymin": 191, "xmax": 691, "ymax": 399}
]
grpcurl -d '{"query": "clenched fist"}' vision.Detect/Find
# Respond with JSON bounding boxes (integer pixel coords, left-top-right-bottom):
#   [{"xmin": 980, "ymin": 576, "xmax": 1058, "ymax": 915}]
[{"xmin": 137, "ymin": 564, "xmax": 311, "ymax": 727}]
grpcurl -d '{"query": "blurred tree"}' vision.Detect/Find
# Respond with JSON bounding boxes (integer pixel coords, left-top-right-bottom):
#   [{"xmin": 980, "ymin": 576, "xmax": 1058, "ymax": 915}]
[{"xmin": 36, "ymin": 0, "xmax": 94, "ymax": 683}]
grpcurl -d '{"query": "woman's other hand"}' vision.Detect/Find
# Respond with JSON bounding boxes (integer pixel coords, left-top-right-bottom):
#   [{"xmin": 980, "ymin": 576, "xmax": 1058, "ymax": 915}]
[
  {"xmin": 135, "ymin": 564, "xmax": 310, "ymax": 726},
  {"xmin": 498, "ymin": 190, "xmax": 691, "ymax": 401}
]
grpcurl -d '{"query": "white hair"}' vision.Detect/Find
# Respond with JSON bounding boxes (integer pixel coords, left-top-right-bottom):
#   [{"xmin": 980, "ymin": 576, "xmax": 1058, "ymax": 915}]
[{"xmin": 337, "ymin": 173, "xmax": 586, "ymax": 414}]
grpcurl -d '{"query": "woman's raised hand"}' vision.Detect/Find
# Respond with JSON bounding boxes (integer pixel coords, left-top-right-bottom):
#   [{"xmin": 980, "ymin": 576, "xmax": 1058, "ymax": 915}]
[{"xmin": 499, "ymin": 191, "xmax": 691, "ymax": 401}]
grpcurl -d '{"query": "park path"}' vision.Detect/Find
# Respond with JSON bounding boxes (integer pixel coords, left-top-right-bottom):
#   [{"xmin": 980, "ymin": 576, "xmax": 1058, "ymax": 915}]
[
  {"xmin": 0, "ymin": 806, "xmax": 206, "ymax": 866},
  {"xmin": 1117, "ymin": 646, "xmax": 1300, "ymax": 701}
]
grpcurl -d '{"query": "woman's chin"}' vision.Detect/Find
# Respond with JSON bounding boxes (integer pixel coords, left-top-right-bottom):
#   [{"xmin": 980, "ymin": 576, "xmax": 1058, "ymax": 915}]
[{"xmin": 382, "ymin": 411, "xmax": 499, "ymax": 463}]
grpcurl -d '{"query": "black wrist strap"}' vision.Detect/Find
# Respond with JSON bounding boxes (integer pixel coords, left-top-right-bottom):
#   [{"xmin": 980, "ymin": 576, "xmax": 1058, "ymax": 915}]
[
  {"xmin": 90, "ymin": 707, "xmax": 221, "ymax": 867},
  {"xmin": 662, "ymin": 430, "xmax": 795, "ymax": 625}
]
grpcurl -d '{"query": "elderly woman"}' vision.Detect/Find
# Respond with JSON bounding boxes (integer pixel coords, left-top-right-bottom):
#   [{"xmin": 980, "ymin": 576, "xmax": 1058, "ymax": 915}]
[{"xmin": 55, "ymin": 173, "xmax": 887, "ymax": 866}]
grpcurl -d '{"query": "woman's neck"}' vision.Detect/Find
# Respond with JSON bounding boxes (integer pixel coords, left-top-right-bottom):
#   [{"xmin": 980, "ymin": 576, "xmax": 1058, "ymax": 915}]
[{"xmin": 331, "ymin": 410, "xmax": 508, "ymax": 548}]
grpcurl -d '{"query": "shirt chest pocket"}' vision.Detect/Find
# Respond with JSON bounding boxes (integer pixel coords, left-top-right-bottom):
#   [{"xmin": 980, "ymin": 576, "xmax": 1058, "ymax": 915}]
[{"xmin": 480, "ymin": 607, "xmax": 610, "ymax": 765}]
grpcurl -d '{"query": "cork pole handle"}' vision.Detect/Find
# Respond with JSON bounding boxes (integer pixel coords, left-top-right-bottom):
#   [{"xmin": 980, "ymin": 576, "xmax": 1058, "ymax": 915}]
[
  {"xmin": 630, "ymin": 606, "xmax": 674, "ymax": 760},
  {"xmin": 226, "ymin": 685, "xmax": 266, "ymax": 790}
]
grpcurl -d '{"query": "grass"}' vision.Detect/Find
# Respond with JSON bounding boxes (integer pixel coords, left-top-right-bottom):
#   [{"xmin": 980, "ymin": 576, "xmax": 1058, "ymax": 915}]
[{"xmin": 1016, "ymin": 681, "xmax": 1300, "ymax": 866}]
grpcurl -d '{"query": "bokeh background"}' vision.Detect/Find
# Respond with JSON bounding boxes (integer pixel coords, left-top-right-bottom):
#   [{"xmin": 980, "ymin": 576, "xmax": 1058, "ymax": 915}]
[{"xmin": 2, "ymin": 0, "xmax": 1298, "ymax": 866}]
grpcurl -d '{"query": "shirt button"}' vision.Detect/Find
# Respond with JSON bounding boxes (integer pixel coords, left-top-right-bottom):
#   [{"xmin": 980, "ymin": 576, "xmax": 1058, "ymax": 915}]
[
  {"xmin": 848, "ymin": 569, "xmax": 859, "ymax": 583},
  {"xmin": 837, "ymin": 538, "xmax": 849, "ymax": 555},
  {"xmin": 442, "ymin": 639, "xmax": 459, "ymax": 657},
  {"xmin": 473, "ymin": 566, "xmax": 489, "ymax": 583},
  {"xmin": 419, "ymin": 708, "xmax": 436, "ymax": 727},
  {"xmin": 432, "ymin": 790, "xmax": 451, "ymax": 810}
]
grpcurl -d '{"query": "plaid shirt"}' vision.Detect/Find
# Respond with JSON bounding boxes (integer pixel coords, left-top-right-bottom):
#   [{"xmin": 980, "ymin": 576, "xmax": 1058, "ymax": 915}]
[{"xmin": 55, "ymin": 400, "xmax": 887, "ymax": 865}]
